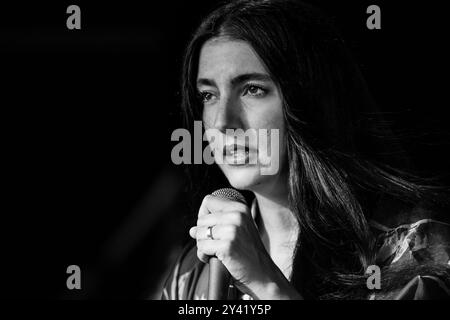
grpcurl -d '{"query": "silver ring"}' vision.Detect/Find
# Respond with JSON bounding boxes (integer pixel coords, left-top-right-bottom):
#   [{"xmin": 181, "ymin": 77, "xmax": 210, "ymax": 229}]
[{"xmin": 207, "ymin": 226, "xmax": 214, "ymax": 240}]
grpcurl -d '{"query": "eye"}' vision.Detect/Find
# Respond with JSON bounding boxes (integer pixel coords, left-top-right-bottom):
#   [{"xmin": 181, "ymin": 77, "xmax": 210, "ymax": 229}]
[
  {"xmin": 199, "ymin": 91, "xmax": 216, "ymax": 104},
  {"xmin": 244, "ymin": 84, "xmax": 267, "ymax": 97}
]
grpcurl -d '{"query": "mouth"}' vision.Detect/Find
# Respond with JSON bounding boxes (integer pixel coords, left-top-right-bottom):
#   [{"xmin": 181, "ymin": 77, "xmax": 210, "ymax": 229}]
[{"xmin": 223, "ymin": 144, "xmax": 254, "ymax": 165}]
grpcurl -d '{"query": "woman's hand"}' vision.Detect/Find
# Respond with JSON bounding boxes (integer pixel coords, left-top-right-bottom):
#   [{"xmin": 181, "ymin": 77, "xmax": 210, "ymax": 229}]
[{"xmin": 189, "ymin": 195, "xmax": 302, "ymax": 300}]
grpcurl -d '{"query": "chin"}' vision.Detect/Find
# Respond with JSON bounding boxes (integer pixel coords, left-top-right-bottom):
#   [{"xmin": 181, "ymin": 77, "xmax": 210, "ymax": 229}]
[{"xmin": 219, "ymin": 164, "xmax": 266, "ymax": 191}]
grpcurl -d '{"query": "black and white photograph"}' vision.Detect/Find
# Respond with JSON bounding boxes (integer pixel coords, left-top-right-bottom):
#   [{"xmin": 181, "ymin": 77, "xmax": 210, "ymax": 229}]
[{"xmin": 1, "ymin": 0, "xmax": 449, "ymax": 306}]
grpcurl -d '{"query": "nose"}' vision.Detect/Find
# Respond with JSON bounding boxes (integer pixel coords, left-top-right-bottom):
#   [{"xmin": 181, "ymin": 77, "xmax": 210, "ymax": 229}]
[{"xmin": 211, "ymin": 94, "xmax": 243, "ymax": 133}]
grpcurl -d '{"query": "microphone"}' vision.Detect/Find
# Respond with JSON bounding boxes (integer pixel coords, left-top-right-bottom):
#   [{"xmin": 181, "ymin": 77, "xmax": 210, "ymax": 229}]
[{"xmin": 208, "ymin": 188, "xmax": 248, "ymax": 300}]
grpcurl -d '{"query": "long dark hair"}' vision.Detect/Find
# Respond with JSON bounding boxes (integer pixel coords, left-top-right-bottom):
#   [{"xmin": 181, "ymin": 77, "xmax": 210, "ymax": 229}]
[{"xmin": 180, "ymin": 0, "xmax": 449, "ymax": 299}]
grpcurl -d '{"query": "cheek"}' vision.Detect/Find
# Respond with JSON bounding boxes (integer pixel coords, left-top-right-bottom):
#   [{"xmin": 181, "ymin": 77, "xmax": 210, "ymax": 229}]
[
  {"xmin": 249, "ymin": 105, "xmax": 285, "ymax": 141},
  {"xmin": 202, "ymin": 110, "xmax": 212, "ymax": 129},
  {"xmin": 258, "ymin": 125, "xmax": 286, "ymax": 163},
  {"xmin": 250, "ymin": 106, "xmax": 286, "ymax": 172},
  {"xmin": 247, "ymin": 93, "xmax": 284, "ymax": 130}
]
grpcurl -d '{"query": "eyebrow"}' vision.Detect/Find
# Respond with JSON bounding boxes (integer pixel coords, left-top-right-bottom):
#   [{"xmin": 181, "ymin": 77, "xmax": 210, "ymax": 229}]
[{"xmin": 196, "ymin": 72, "xmax": 273, "ymax": 88}]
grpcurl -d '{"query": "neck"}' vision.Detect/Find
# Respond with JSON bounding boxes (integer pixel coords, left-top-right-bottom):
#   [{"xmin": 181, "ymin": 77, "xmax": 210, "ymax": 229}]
[
  {"xmin": 252, "ymin": 188, "xmax": 299, "ymax": 253},
  {"xmin": 251, "ymin": 187, "xmax": 299, "ymax": 280}
]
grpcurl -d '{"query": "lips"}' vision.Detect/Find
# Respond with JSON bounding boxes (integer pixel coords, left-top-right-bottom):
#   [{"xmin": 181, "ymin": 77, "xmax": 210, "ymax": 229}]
[
  {"xmin": 223, "ymin": 144, "xmax": 250, "ymax": 157},
  {"xmin": 222, "ymin": 144, "xmax": 256, "ymax": 165}
]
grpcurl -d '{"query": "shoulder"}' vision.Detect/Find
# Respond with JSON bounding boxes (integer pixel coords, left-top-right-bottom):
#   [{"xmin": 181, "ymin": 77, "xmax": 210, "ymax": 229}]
[
  {"xmin": 371, "ymin": 218, "xmax": 450, "ymax": 267},
  {"xmin": 369, "ymin": 204, "xmax": 450, "ymax": 299}
]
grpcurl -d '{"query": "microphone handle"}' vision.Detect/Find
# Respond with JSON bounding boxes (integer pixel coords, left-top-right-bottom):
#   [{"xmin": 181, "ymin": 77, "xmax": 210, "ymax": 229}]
[{"xmin": 208, "ymin": 257, "xmax": 231, "ymax": 300}]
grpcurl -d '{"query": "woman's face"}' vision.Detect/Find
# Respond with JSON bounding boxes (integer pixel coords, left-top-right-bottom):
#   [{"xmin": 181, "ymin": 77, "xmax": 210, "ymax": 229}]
[{"xmin": 197, "ymin": 38, "xmax": 287, "ymax": 192}]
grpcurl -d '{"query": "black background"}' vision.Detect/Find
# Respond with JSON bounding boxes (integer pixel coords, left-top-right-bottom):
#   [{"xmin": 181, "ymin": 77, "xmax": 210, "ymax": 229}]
[{"xmin": 1, "ymin": 1, "xmax": 448, "ymax": 299}]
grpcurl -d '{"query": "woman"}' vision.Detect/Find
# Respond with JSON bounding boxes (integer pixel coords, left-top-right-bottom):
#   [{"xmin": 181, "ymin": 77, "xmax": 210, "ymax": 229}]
[{"xmin": 162, "ymin": 0, "xmax": 450, "ymax": 300}]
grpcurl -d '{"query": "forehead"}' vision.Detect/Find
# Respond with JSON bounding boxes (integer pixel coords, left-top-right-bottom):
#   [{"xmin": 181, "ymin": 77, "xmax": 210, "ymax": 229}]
[{"xmin": 197, "ymin": 38, "xmax": 268, "ymax": 80}]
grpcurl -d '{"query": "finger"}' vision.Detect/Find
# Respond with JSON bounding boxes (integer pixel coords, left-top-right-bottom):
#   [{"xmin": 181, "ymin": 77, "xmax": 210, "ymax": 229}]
[
  {"xmin": 197, "ymin": 211, "xmax": 245, "ymax": 227},
  {"xmin": 189, "ymin": 226, "xmax": 197, "ymax": 239},
  {"xmin": 206, "ymin": 195, "xmax": 248, "ymax": 214},
  {"xmin": 198, "ymin": 195, "xmax": 213, "ymax": 218},
  {"xmin": 195, "ymin": 224, "xmax": 236, "ymax": 241},
  {"xmin": 196, "ymin": 249, "xmax": 209, "ymax": 264},
  {"xmin": 197, "ymin": 239, "xmax": 228, "ymax": 261},
  {"xmin": 198, "ymin": 195, "xmax": 249, "ymax": 219}
]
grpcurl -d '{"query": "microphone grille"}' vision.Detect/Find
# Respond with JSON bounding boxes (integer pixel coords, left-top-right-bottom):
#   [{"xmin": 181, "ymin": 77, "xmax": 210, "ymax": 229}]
[{"xmin": 211, "ymin": 188, "xmax": 247, "ymax": 205}]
